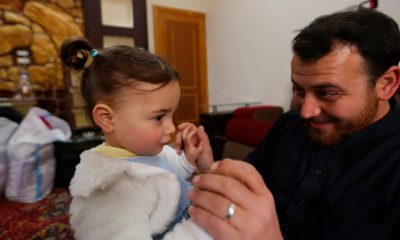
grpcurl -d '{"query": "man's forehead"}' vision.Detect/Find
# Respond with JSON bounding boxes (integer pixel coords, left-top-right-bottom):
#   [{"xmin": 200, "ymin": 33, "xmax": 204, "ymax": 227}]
[
  {"xmin": 292, "ymin": 46, "xmax": 365, "ymax": 76},
  {"xmin": 292, "ymin": 43, "xmax": 359, "ymax": 63}
]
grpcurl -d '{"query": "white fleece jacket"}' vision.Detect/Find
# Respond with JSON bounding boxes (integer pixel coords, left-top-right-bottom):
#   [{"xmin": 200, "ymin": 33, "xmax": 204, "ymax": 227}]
[{"xmin": 69, "ymin": 145, "xmax": 212, "ymax": 240}]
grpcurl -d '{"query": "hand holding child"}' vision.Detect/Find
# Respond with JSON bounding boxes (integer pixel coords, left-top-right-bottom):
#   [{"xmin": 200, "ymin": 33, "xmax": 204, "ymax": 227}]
[{"xmin": 176, "ymin": 123, "xmax": 213, "ymax": 172}]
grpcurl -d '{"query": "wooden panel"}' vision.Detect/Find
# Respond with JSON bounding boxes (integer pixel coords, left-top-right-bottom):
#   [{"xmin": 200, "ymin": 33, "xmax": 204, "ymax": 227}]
[
  {"xmin": 166, "ymin": 21, "xmax": 198, "ymax": 89},
  {"xmin": 70, "ymin": 90, "xmax": 85, "ymax": 108},
  {"xmin": 174, "ymin": 94, "xmax": 199, "ymax": 123},
  {"xmin": 72, "ymin": 109, "xmax": 91, "ymax": 128},
  {"xmin": 153, "ymin": 6, "xmax": 208, "ymax": 125}
]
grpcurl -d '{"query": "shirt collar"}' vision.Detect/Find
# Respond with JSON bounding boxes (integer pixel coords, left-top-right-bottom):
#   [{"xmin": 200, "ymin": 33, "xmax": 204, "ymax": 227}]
[{"xmin": 94, "ymin": 144, "xmax": 137, "ymax": 158}]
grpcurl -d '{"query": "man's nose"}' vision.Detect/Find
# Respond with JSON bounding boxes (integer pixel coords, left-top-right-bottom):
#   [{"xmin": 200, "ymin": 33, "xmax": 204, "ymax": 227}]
[{"xmin": 300, "ymin": 95, "xmax": 321, "ymax": 119}]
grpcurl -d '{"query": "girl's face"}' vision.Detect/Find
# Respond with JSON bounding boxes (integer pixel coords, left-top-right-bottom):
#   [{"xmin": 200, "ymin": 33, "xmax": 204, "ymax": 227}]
[{"xmin": 106, "ymin": 80, "xmax": 180, "ymax": 155}]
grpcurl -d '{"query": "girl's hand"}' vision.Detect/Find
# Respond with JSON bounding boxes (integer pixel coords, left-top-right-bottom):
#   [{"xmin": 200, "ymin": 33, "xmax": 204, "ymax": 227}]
[
  {"xmin": 175, "ymin": 122, "xmax": 198, "ymax": 156},
  {"xmin": 176, "ymin": 123, "xmax": 213, "ymax": 172},
  {"xmin": 195, "ymin": 126, "xmax": 213, "ymax": 171}
]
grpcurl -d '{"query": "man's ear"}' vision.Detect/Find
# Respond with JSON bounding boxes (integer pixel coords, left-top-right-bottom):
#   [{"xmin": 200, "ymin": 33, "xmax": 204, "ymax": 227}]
[
  {"xmin": 92, "ymin": 103, "xmax": 115, "ymax": 133},
  {"xmin": 376, "ymin": 66, "xmax": 400, "ymax": 100}
]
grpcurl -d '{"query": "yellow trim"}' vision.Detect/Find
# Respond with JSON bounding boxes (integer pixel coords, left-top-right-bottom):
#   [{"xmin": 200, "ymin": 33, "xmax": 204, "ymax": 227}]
[{"xmin": 94, "ymin": 145, "xmax": 136, "ymax": 158}]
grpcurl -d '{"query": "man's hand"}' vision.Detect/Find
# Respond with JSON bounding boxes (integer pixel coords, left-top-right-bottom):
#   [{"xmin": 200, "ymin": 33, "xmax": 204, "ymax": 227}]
[{"xmin": 188, "ymin": 159, "xmax": 283, "ymax": 240}]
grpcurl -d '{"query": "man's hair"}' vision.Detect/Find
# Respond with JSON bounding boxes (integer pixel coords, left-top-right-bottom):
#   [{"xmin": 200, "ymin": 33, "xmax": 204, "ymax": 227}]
[{"xmin": 292, "ymin": 7, "xmax": 400, "ymax": 84}]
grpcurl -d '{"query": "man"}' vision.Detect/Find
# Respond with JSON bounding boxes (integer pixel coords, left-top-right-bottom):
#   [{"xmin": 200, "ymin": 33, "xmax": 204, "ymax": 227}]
[{"xmin": 188, "ymin": 7, "xmax": 400, "ymax": 240}]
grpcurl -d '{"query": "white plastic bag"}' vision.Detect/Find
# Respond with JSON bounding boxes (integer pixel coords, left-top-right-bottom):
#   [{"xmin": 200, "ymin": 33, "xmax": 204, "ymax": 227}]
[
  {"xmin": 6, "ymin": 107, "xmax": 71, "ymax": 202},
  {"xmin": 0, "ymin": 117, "xmax": 19, "ymax": 194}
]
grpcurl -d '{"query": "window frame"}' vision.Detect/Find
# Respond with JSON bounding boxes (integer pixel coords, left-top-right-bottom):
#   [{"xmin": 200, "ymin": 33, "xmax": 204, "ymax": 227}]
[{"xmin": 83, "ymin": 0, "xmax": 148, "ymax": 49}]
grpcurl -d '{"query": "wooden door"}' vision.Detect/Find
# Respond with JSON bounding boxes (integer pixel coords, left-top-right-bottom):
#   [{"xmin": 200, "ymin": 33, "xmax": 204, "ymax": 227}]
[{"xmin": 153, "ymin": 6, "xmax": 208, "ymax": 125}]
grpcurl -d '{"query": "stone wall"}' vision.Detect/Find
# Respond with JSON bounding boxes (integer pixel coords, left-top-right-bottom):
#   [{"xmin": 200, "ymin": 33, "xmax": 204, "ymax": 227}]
[{"xmin": 0, "ymin": 0, "xmax": 84, "ymax": 94}]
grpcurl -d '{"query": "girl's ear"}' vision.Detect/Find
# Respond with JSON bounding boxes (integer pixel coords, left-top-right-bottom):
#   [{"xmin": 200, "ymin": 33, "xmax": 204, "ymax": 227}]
[
  {"xmin": 92, "ymin": 103, "xmax": 115, "ymax": 133},
  {"xmin": 376, "ymin": 66, "xmax": 400, "ymax": 100}
]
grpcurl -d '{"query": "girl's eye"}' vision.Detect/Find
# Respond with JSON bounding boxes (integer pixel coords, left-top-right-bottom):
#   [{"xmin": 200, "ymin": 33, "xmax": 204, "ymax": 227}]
[{"xmin": 154, "ymin": 115, "xmax": 163, "ymax": 121}]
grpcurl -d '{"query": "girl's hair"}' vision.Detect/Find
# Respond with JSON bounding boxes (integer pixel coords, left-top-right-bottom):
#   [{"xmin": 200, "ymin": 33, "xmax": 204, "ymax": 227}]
[{"xmin": 60, "ymin": 38, "xmax": 179, "ymax": 125}]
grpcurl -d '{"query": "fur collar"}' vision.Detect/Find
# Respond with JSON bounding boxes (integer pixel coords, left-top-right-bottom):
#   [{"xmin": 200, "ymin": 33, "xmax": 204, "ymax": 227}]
[{"xmin": 70, "ymin": 149, "xmax": 178, "ymax": 198}]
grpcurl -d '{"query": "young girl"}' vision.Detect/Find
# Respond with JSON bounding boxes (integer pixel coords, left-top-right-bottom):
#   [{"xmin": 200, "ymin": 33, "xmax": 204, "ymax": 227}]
[{"xmin": 60, "ymin": 38, "xmax": 213, "ymax": 240}]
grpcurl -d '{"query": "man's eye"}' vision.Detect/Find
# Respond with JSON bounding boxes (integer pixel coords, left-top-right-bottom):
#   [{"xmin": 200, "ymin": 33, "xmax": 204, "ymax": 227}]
[
  {"xmin": 318, "ymin": 92, "xmax": 337, "ymax": 98},
  {"xmin": 292, "ymin": 86, "xmax": 304, "ymax": 97},
  {"xmin": 318, "ymin": 91, "xmax": 339, "ymax": 100}
]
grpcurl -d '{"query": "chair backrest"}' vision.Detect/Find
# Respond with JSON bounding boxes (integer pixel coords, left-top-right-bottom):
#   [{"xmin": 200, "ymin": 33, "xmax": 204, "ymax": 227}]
[{"xmin": 222, "ymin": 105, "xmax": 283, "ymax": 159}]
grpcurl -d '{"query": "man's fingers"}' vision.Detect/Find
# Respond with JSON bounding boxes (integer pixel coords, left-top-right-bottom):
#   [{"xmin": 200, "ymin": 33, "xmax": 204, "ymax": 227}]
[
  {"xmin": 189, "ymin": 160, "xmax": 282, "ymax": 240},
  {"xmin": 189, "ymin": 188, "xmax": 253, "ymax": 234},
  {"xmin": 188, "ymin": 202, "xmax": 240, "ymax": 240},
  {"xmin": 191, "ymin": 172, "xmax": 260, "ymax": 212},
  {"xmin": 210, "ymin": 159, "xmax": 268, "ymax": 195}
]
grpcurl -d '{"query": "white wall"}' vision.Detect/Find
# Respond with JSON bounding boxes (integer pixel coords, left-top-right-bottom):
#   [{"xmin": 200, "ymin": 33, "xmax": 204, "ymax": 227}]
[
  {"xmin": 206, "ymin": 0, "xmax": 400, "ymax": 111},
  {"xmin": 379, "ymin": 1, "xmax": 400, "ymax": 24},
  {"xmin": 145, "ymin": 1, "xmax": 400, "ymax": 111}
]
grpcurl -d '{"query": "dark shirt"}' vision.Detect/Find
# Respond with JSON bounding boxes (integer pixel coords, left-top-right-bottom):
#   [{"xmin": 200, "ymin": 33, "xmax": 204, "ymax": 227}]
[{"xmin": 246, "ymin": 98, "xmax": 400, "ymax": 240}]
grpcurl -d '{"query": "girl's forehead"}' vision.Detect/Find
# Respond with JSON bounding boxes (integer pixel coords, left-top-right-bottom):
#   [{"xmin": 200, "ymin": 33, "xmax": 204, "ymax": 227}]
[
  {"xmin": 126, "ymin": 80, "xmax": 179, "ymax": 92},
  {"xmin": 118, "ymin": 80, "xmax": 180, "ymax": 102},
  {"xmin": 129, "ymin": 81, "xmax": 166, "ymax": 91}
]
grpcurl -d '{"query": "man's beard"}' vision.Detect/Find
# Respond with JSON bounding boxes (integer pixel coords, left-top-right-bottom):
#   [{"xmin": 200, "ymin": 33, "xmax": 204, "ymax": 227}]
[{"xmin": 306, "ymin": 97, "xmax": 379, "ymax": 147}]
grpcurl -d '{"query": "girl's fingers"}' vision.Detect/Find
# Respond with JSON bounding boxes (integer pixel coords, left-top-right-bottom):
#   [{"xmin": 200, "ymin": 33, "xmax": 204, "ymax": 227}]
[
  {"xmin": 177, "ymin": 122, "xmax": 193, "ymax": 130},
  {"xmin": 183, "ymin": 130, "xmax": 196, "ymax": 148},
  {"xmin": 175, "ymin": 131, "xmax": 183, "ymax": 154}
]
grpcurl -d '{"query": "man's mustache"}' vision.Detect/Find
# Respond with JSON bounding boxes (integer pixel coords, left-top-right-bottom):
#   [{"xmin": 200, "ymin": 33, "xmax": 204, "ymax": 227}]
[{"xmin": 305, "ymin": 116, "xmax": 337, "ymax": 124}]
